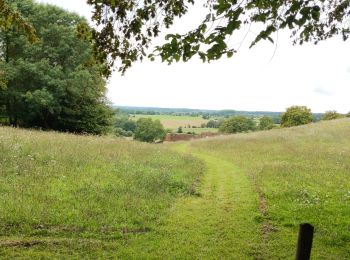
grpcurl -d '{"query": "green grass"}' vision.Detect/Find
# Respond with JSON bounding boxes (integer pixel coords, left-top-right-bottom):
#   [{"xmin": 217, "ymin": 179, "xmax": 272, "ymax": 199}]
[
  {"xmin": 185, "ymin": 118, "xmax": 350, "ymax": 259},
  {"xmin": 1, "ymin": 119, "xmax": 350, "ymax": 258},
  {"xmin": 0, "ymin": 127, "xmax": 204, "ymax": 257}
]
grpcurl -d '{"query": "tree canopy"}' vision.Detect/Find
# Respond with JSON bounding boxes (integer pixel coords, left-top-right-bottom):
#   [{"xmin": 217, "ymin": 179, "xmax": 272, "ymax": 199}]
[
  {"xmin": 219, "ymin": 115, "xmax": 255, "ymax": 133},
  {"xmin": 0, "ymin": 0, "xmax": 113, "ymax": 134},
  {"xmin": 86, "ymin": 0, "xmax": 350, "ymax": 74},
  {"xmin": 0, "ymin": 0, "xmax": 37, "ymax": 42},
  {"xmin": 259, "ymin": 116, "xmax": 274, "ymax": 130},
  {"xmin": 322, "ymin": 110, "xmax": 343, "ymax": 120},
  {"xmin": 134, "ymin": 118, "xmax": 166, "ymax": 142},
  {"xmin": 280, "ymin": 106, "xmax": 313, "ymax": 127}
]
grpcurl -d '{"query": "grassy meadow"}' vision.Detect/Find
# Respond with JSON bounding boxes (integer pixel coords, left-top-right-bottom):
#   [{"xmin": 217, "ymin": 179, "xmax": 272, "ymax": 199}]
[
  {"xmin": 0, "ymin": 127, "xmax": 204, "ymax": 258},
  {"xmin": 185, "ymin": 118, "xmax": 350, "ymax": 259},
  {"xmin": 0, "ymin": 119, "xmax": 350, "ymax": 258}
]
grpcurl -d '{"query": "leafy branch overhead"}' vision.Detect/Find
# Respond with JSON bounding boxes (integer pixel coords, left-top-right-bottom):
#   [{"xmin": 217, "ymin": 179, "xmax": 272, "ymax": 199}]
[{"xmin": 87, "ymin": 0, "xmax": 350, "ymax": 74}]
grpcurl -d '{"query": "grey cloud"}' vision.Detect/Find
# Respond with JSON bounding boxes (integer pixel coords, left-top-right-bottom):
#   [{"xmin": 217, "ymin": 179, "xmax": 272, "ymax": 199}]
[{"xmin": 314, "ymin": 87, "xmax": 333, "ymax": 96}]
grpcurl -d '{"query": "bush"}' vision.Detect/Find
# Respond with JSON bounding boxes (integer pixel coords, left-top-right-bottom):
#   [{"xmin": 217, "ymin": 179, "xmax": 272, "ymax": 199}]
[
  {"xmin": 281, "ymin": 106, "xmax": 313, "ymax": 127},
  {"xmin": 206, "ymin": 119, "xmax": 220, "ymax": 128},
  {"xmin": 219, "ymin": 116, "xmax": 256, "ymax": 133},
  {"xmin": 322, "ymin": 111, "xmax": 343, "ymax": 121},
  {"xmin": 134, "ymin": 118, "xmax": 166, "ymax": 143},
  {"xmin": 115, "ymin": 127, "xmax": 133, "ymax": 137},
  {"xmin": 115, "ymin": 115, "xmax": 136, "ymax": 134},
  {"xmin": 259, "ymin": 116, "xmax": 274, "ymax": 130}
]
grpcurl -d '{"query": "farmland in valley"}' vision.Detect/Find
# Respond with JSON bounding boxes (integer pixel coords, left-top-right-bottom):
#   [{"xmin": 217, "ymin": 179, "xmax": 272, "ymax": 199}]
[{"xmin": 130, "ymin": 114, "xmax": 209, "ymax": 129}]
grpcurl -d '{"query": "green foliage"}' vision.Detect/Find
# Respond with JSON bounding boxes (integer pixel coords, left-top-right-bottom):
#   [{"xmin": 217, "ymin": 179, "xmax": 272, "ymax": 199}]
[
  {"xmin": 322, "ymin": 110, "xmax": 343, "ymax": 121},
  {"xmin": 206, "ymin": 119, "xmax": 219, "ymax": 128},
  {"xmin": 114, "ymin": 112, "xmax": 136, "ymax": 136},
  {"xmin": 190, "ymin": 119, "xmax": 350, "ymax": 259},
  {"xmin": 177, "ymin": 126, "xmax": 183, "ymax": 133},
  {"xmin": 347, "ymin": 112, "xmax": 350, "ymax": 117},
  {"xmin": 86, "ymin": 0, "xmax": 350, "ymax": 74},
  {"xmin": 115, "ymin": 127, "xmax": 133, "ymax": 137},
  {"xmin": 219, "ymin": 116, "xmax": 256, "ymax": 134},
  {"xmin": 281, "ymin": 106, "xmax": 313, "ymax": 127},
  {"xmin": 0, "ymin": 0, "xmax": 112, "ymax": 134},
  {"xmin": 259, "ymin": 116, "xmax": 274, "ymax": 130},
  {"xmin": 134, "ymin": 118, "xmax": 166, "ymax": 142},
  {"xmin": 0, "ymin": 0, "xmax": 37, "ymax": 42}
]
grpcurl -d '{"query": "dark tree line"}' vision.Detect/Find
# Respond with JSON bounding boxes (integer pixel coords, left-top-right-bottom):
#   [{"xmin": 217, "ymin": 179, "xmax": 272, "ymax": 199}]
[{"xmin": 0, "ymin": 0, "xmax": 113, "ymax": 134}]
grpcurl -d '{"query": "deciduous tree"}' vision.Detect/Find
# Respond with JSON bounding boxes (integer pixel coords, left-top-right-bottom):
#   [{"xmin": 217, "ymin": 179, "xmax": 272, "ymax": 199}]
[
  {"xmin": 134, "ymin": 118, "xmax": 166, "ymax": 142},
  {"xmin": 259, "ymin": 116, "xmax": 274, "ymax": 130},
  {"xmin": 281, "ymin": 106, "xmax": 313, "ymax": 127},
  {"xmin": 0, "ymin": 0, "xmax": 113, "ymax": 134},
  {"xmin": 322, "ymin": 110, "xmax": 343, "ymax": 120},
  {"xmin": 86, "ymin": 0, "xmax": 350, "ymax": 75},
  {"xmin": 219, "ymin": 115, "xmax": 255, "ymax": 133}
]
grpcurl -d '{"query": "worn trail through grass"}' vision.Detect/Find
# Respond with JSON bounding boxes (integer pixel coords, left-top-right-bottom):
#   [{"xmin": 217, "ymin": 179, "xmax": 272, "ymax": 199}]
[
  {"xmin": 116, "ymin": 143, "xmax": 262, "ymax": 258},
  {"xmin": 0, "ymin": 135, "xmax": 262, "ymax": 258}
]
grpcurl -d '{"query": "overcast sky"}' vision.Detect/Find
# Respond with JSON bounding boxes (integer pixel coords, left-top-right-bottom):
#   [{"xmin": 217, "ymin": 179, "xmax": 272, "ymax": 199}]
[{"xmin": 36, "ymin": 0, "xmax": 350, "ymax": 113}]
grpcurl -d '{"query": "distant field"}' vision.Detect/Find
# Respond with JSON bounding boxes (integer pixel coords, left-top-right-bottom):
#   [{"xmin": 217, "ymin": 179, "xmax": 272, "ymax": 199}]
[
  {"xmin": 130, "ymin": 114, "xmax": 209, "ymax": 129},
  {"xmin": 182, "ymin": 127, "xmax": 219, "ymax": 134}
]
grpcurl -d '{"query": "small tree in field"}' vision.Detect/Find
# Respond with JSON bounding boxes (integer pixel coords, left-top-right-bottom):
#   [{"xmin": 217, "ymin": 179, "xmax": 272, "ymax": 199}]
[
  {"xmin": 219, "ymin": 116, "xmax": 256, "ymax": 134},
  {"xmin": 322, "ymin": 111, "xmax": 343, "ymax": 121},
  {"xmin": 347, "ymin": 112, "xmax": 350, "ymax": 118},
  {"xmin": 259, "ymin": 116, "xmax": 274, "ymax": 130},
  {"xmin": 134, "ymin": 118, "xmax": 166, "ymax": 143},
  {"xmin": 281, "ymin": 106, "xmax": 313, "ymax": 127}
]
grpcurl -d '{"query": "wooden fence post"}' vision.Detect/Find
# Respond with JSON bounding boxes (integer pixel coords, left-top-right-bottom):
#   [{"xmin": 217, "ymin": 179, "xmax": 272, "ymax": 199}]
[{"xmin": 295, "ymin": 223, "xmax": 314, "ymax": 260}]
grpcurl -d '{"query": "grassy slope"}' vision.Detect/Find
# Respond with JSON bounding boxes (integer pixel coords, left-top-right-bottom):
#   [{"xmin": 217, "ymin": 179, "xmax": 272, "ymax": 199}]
[
  {"xmin": 186, "ymin": 118, "xmax": 350, "ymax": 259},
  {"xmin": 1, "ymin": 119, "xmax": 350, "ymax": 258},
  {"xmin": 0, "ymin": 127, "xmax": 204, "ymax": 258}
]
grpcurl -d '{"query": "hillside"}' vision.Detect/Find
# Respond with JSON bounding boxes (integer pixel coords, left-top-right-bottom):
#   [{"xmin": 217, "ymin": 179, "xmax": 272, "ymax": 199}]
[
  {"xmin": 184, "ymin": 118, "xmax": 350, "ymax": 258},
  {"xmin": 0, "ymin": 127, "xmax": 203, "ymax": 258},
  {"xmin": 1, "ymin": 119, "xmax": 350, "ymax": 258}
]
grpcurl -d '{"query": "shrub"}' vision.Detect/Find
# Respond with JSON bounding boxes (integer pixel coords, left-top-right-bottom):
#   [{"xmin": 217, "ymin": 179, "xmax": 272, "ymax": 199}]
[
  {"xmin": 259, "ymin": 116, "xmax": 274, "ymax": 130},
  {"xmin": 281, "ymin": 106, "xmax": 313, "ymax": 127},
  {"xmin": 322, "ymin": 111, "xmax": 343, "ymax": 121},
  {"xmin": 219, "ymin": 116, "xmax": 256, "ymax": 133},
  {"xmin": 134, "ymin": 118, "xmax": 166, "ymax": 143}
]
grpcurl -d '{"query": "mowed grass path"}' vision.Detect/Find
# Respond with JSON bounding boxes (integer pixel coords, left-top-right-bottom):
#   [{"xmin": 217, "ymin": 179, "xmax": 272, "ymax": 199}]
[
  {"xmin": 188, "ymin": 118, "xmax": 350, "ymax": 259},
  {"xmin": 114, "ymin": 144, "xmax": 262, "ymax": 258},
  {"xmin": 0, "ymin": 128, "xmax": 262, "ymax": 258},
  {"xmin": 2, "ymin": 119, "xmax": 350, "ymax": 258}
]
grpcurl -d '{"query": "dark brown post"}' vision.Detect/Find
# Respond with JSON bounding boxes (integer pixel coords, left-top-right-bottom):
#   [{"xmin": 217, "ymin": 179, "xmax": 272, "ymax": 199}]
[{"xmin": 295, "ymin": 223, "xmax": 314, "ymax": 260}]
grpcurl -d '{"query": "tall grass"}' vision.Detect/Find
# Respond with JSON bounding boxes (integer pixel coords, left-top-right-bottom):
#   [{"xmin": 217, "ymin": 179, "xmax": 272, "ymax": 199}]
[
  {"xmin": 189, "ymin": 118, "xmax": 350, "ymax": 258},
  {"xmin": 0, "ymin": 127, "xmax": 204, "ymax": 240}
]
